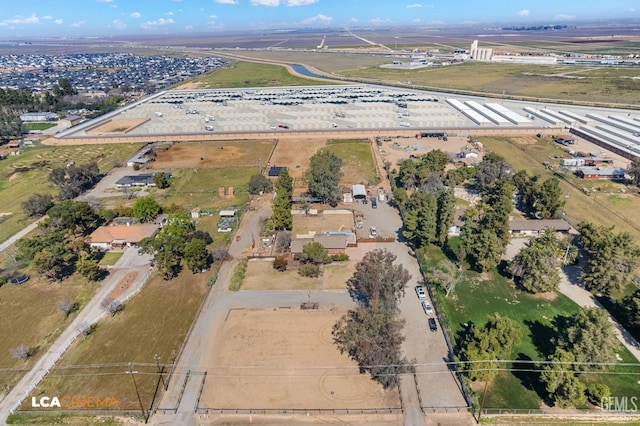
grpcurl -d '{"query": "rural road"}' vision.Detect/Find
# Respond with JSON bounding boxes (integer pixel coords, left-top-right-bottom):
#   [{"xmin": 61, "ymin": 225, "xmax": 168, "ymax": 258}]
[
  {"xmin": 0, "ymin": 250, "xmax": 153, "ymax": 424},
  {"xmin": 0, "ymin": 216, "xmax": 45, "ymax": 254},
  {"xmin": 559, "ymin": 265, "xmax": 640, "ymax": 362}
]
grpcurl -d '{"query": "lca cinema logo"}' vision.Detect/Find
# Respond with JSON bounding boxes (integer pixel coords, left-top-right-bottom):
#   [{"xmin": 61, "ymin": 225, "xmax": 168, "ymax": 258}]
[
  {"xmin": 601, "ymin": 396, "xmax": 639, "ymax": 413},
  {"xmin": 31, "ymin": 395, "xmax": 120, "ymax": 409}
]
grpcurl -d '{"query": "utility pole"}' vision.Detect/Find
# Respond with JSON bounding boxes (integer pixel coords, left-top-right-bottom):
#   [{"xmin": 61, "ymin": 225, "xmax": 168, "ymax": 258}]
[
  {"xmin": 154, "ymin": 353, "xmax": 165, "ymax": 388},
  {"xmin": 127, "ymin": 363, "xmax": 147, "ymax": 423},
  {"xmin": 477, "ymin": 360, "xmax": 493, "ymax": 422}
]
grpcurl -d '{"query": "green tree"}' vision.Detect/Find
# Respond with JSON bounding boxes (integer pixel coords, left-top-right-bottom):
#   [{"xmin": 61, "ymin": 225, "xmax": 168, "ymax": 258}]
[
  {"xmin": 628, "ymin": 158, "xmax": 640, "ymax": 186},
  {"xmin": 132, "ymin": 196, "xmax": 161, "ymax": 223},
  {"xmin": 557, "ymin": 307, "xmax": 618, "ymax": 370},
  {"xmin": 272, "ymin": 169, "xmax": 292, "ymax": 231},
  {"xmin": 333, "ymin": 305, "xmax": 410, "ymax": 389},
  {"xmin": 537, "ymin": 177, "xmax": 564, "ymax": 219},
  {"xmin": 299, "ymin": 242, "xmax": 331, "ymax": 264},
  {"xmin": 435, "ymin": 188, "xmax": 456, "ymax": 246},
  {"xmin": 509, "ymin": 240, "xmax": 561, "ymax": 293},
  {"xmin": 152, "ymin": 172, "xmax": 170, "ymax": 189},
  {"xmin": 581, "ymin": 227, "xmax": 640, "ymax": 298},
  {"xmin": 347, "ymin": 249, "xmax": 411, "ymax": 312},
  {"xmin": 248, "ymin": 173, "xmax": 273, "ymax": 194},
  {"xmin": 33, "ymin": 249, "xmax": 65, "ymax": 281},
  {"xmin": 76, "ymin": 255, "xmax": 101, "ymax": 281},
  {"xmin": 183, "ymin": 238, "xmax": 209, "ymax": 273},
  {"xmin": 304, "ymin": 150, "xmax": 343, "ymax": 206},
  {"xmin": 457, "ymin": 315, "xmax": 522, "ymax": 381},
  {"xmin": 46, "ymin": 200, "xmax": 99, "ymax": 235},
  {"xmin": 541, "ymin": 348, "xmax": 587, "ymax": 408},
  {"xmin": 139, "ymin": 213, "xmax": 194, "ymax": 279}
]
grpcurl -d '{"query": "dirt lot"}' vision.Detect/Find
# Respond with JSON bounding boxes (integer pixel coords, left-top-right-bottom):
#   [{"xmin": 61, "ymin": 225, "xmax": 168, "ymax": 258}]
[
  {"xmin": 378, "ymin": 135, "xmax": 476, "ymax": 168},
  {"xmin": 292, "ymin": 211, "xmax": 354, "ymax": 237},
  {"xmin": 243, "ymin": 260, "xmax": 318, "ymax": 290},
  {"xmin": 268, "ymin": 138, "xmax": 327, "ymax": 180},
  {"xmin": 86, "ymin": 118, "xmax": 146, "ymax": 135},
  {"xmin": 199, "ymin": 306, "xmax": 400, "ymax": 409},
  {"xmin": 150, "ymin": 140, "xmax": 276, "ymax": 169}
]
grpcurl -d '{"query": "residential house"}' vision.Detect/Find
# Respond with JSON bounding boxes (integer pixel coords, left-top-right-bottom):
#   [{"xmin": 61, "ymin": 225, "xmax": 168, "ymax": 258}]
[{"xmin": 88, "ymin": 223, "xmax": 159, "ymax": 250}]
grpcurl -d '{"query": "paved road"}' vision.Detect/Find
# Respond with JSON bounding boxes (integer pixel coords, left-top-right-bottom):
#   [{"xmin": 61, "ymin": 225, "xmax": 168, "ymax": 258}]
[
  {"xmin": 0, "ymin": 252, "xmax": 153, "ymax": 423},
  {"xmin": 559, "ymin": 265, "xmax": 640, "ymax": 362},
  {"xmin": 0, "ymin": 216, "xmax": 45, "ymax": 253}
]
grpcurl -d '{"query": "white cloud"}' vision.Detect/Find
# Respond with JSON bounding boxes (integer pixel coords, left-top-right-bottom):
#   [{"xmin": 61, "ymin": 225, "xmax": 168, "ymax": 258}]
[
  {"xmin": 140, "ymin": 18, "xmax": 175, "ymax": 29},
  {"xmin": 209, "ymin": 14, "xmax": 218, "ymax": 19},
  {"xmin": 553, "ymin": 14, "xmax": 576, "ymax": 20},
  {"xmin": 412, "ymin": 18, "xmax": 421, "ymax": 23},
  {"xmin": 349, "ymin": 18, "xmax": 358, "ymax": 23},
  {"xmin": 301, "ymin": 14, "xmax": 333, "ymax": 25},
  {"xmin": 54, "ymin": 19, "xmax": 63, "ymax": 25},
  {"xmin": 42, "ymin": 16, "xmax": 53, "ymax": 20},
  {"xmin": 517, "ymin": 9, "xmax": 530, "ymax": 17},
  {"xmin": 69, "ymin": 20, "xmax": 86, "ymax": 28},
  {"xmin": 369, "ymin": 17, "xmax": 392, "ymax": 25},
  {"xmin": 130, "ymin": 12, "xmax": 141, "ymax": 18},
  {"xmin": 96, "ymin": 0, "xmax": 113, "ymax": 2},
  {"xmin": 406, "ymin": 3, "xmax": 422, "ymax": 8},
  {"xmin": 166, "ymin": 11, "xmax": 174, "ymax": 16},
  {"xmin": 111, "ymin": 19, "xmax": 127, "ymax": 29},
  {"xmin": 215, "ymin": 0, "xmax": 238, "ymax": 4},
  {"xmin": 4, "ymin": 14, "xmax": 40, "ymax": 25},
  {"xmin": 250, "ymin": 0, "xmax": 318, "ymax": 6}
]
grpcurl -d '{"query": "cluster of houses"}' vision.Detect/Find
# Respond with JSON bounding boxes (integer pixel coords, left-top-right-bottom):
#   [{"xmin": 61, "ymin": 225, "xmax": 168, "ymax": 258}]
[{"xmin": 560, "ymin": 153, "xmax": 626, "ymax": 181}]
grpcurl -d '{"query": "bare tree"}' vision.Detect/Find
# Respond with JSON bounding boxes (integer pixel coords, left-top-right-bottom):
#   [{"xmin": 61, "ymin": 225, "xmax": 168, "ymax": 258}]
[
  {"xmin": 10, "ymin": 344, "xmax": 30, "ymax": 361},
  {"xmin": 77, "ymin": 322, "xmax": 97, "ymax": 336},
  {"xmin": 57, "ymin": 299, "xmax": 78, "ymax": 318},
  {"xmin": 276, "ymin": 231, "xmax": 292, "ymax": 253},
  {"xmin": 101, "ymin": 297, "xmax": 123, "ymax": 316},
  {"xmin": 211, "ymin": 247, "xmax": 229, "ymax": 262}
]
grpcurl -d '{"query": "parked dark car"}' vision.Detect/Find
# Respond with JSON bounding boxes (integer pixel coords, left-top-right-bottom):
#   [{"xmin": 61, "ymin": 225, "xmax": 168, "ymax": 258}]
[
  {"xmin": 371, "ymin": 197, "xmax": 377, "ymax": 208},
  {"xmin": 428, "ymin": 318, "xmax": 438, "ymax": 332}
]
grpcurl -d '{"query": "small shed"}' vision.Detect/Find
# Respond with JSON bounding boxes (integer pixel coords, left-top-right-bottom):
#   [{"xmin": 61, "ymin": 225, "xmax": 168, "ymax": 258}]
[
  {"xmin": 191, "ymin": 207, "xmax": 202, "ymax": 219},
  {"xmin": 219, "ymin": 209, "xmax": 237, "ymax": 217}
]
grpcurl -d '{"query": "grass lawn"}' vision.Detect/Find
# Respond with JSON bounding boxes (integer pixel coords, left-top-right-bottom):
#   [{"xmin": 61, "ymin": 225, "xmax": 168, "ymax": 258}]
[
  {"xmin": 22, "ymin": 270, "xmax": 209, "ymax": 411},
  {"xmin": 321, "ymin": 260, "xmax": 355, "ymax": 290},
  {"xmin": 183, "ymin": 61, "xmax": 332, "ymax": 89},
  {"xmin": 0, "ymin": 273, "xmax": 100, "ymax": 395},
  {"xmin": 0, "ymin": 143, "xmax": 142, "ymax": 243},
  {"xmin": 97, "ymin": 252, "xmax": 123, "ymax": 267},
  {"xmin": 480, "ymin": 136, "xmax": 640, "ymax": 240},
  {"xmin": 422, "ymin": 242, "xmax": 640, "ymax": 410},
  {"xmin": 323, "ymin": 139, "xmax": 378, "ymax": 186},
  {"xmin": 161, "ymin": 166, "xmax": 257, "ymax": 211},
  {"xmin": 22, "ymin": 123, "xmax": 57, "ymax": 131}
]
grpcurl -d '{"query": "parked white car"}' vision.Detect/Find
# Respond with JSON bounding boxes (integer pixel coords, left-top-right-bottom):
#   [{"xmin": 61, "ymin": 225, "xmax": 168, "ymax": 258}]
[
  {"xmin": 422, "ymin": 301, "xmax": 433, "ymax": 315},
  {"xmin": 415, "ymin": 285, "xmax": 426, "ymax": 300}
]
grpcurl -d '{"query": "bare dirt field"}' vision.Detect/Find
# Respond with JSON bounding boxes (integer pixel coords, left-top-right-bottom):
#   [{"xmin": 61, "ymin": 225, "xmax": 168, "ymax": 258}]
[
  {"xmin": 378, "ymin": 135, "xmax": 474, "ymax": 167},
  {"xmin": 199, "ymin": 306, "xmax": 400, "ymax": 410},
  {"xmin": 243, "ymin": 259, "xmax": 317, "ymax": 290},
  {"xmin": 150, "ymin": 140, "xmax": 276, "ymax": 169},
  {"xmin": 321, "ymin": 260, "xmax": 357, "ymax": 290},
  {"xmin": 268, "ymin": 138, "xmax": 327, "ymax": 180},
  {"xmin": 292, "ymin": 211, "xmax": 354, "ymax": 237},
  {"xmin": 86, "ymin": 118, "xmax": 147, "ymax": 135}
]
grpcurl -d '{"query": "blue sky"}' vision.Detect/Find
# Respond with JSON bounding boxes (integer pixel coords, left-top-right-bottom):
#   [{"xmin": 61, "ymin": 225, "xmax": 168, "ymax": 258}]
[{"xmin": 0, "ymin": 0, "xmax": 637, "ymax": 38}]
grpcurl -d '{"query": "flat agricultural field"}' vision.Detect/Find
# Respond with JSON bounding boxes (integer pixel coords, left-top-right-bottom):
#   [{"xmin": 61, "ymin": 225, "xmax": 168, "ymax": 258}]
[
  {"xmin": 341, "ymin": 62, "xmax": 640, "ymax": 106},
  {"xmin": 22, "ymin": 271, "xmax": 209, "ymax": 411},
  {"xmin": 198, "ymin": 306, "xmax": 400, "ymax": 410},
  {"xmin": 149, "ymin": 140, "xmax": 275, "ymax": 170},
  {"xmin": 0, "ymin": 143, "xmax": 142, "ymax": 243}
]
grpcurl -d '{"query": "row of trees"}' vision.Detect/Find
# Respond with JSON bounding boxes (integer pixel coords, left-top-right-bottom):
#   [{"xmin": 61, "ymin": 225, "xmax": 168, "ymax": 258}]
[
  {"xmin": 512, "ymin": 171, "xmax": 564, "ymax": 219},
  {"xmin": 333, "ymin": 249, "xmax": 412, "ymax": 388},
  {"xmin": 272, "ymin": 168, "xmax": 293, "ymax": 230},
  {"xmin": 579, "ymin": 222, "xmax": 640, "ymax": 298}
]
